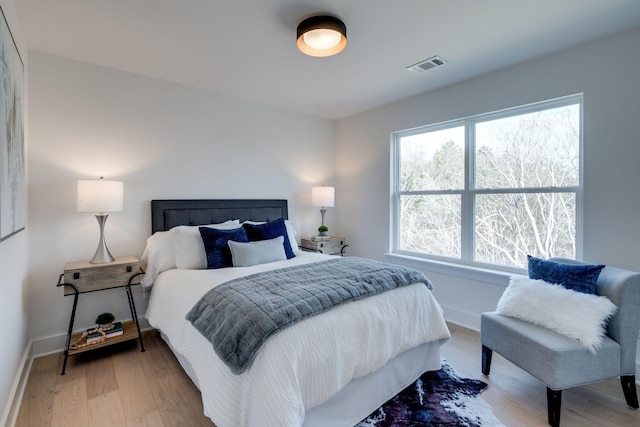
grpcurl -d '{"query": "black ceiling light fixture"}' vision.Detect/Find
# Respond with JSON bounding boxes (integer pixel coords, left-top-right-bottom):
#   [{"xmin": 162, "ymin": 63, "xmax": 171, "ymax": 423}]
[{"xmin": 296, "ymin": 15, "xmax": 347, "ymax": 57}]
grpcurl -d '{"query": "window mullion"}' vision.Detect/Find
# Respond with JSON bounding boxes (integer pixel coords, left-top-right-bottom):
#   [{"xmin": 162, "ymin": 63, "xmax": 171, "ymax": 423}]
[
  {"xmin": 390, "ymin": 135, "xmax": 400, "ymax": 253},
  {"xmin": 461, "ymin": 119, "xmax": 474, "ymax": 263}
]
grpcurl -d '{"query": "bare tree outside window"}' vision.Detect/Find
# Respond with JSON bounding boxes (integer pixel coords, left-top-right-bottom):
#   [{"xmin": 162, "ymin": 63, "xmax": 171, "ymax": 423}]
[
  {"xmin": 399, "ymin": 127, "xmax": 464, "ymax": 258},
  {"xmin": 394, "ymin": 97, "xmax": 581, "ymax": 269}
]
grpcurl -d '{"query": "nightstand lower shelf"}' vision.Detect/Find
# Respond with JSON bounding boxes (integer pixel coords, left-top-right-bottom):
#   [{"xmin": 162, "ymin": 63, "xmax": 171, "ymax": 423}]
[{"xmin": 68, "ymin": 321, "xmax": 140, "ymax": 356}]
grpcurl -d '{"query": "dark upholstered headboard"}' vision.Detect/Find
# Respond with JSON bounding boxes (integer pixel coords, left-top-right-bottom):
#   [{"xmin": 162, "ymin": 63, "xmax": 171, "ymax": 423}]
[{"xmin": 151, "ymin": 199, "xmax": 288, "ymax": 234}]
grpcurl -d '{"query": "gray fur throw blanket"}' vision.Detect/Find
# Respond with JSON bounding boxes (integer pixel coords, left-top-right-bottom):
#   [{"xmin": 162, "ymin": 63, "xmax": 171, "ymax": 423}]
[{"xmin": 186, "ymin": 257, "xmax": 432, "ymax": 374}]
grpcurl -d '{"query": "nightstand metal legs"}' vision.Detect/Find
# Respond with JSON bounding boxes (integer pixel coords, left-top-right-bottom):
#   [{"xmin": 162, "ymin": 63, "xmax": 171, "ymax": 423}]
[
  {"xmin": 127, "ymin": 273, "xmax": 145, "ymax": 352},
  {"xmin": 57, "ymin": 274, "xmax": 79, "ymax": 375},
  {"xmin": 57, "ymin": 269, "xmax": 146, "ymax": 375}
]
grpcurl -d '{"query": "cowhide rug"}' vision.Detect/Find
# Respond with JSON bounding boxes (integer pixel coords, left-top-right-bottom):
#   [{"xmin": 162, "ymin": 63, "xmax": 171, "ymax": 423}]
[{"xmin": 356, "ymin": 362, "xmax": 504, "ymax": 427}]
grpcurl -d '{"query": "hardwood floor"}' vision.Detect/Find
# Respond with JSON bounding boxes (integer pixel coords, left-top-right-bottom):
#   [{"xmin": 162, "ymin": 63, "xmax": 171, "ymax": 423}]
[
  {"xmin": 14, "ymin": 324, "xmax": 640, "ymax": 426},
  {"xmin": 441, "ymin": 323, "xmax": 640, "ymax": 427},
  {"xmin": 15, "ymin": 330, "xmax": 213, "ymax": 427}
]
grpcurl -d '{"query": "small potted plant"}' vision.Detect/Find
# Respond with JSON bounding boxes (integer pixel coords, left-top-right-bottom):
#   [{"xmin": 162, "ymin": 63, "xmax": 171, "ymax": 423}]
[
  {"xmin": 95, "ymin": 312, "xmax": 115, "ymax": 328},
  {"xmin": 318, "ymin": 225, "xmax": 329, "ymax": 237}
]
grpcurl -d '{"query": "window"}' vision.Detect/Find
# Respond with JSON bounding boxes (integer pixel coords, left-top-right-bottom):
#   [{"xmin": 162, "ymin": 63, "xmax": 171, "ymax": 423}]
[{"xmin": 391, "ymin": 95, "xmax": 582, "ymax": 270}]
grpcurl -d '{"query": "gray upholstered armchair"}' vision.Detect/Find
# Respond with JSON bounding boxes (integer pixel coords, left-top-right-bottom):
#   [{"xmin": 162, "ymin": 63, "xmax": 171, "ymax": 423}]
[{"xmin": 481, "ymin": 258, "xmax": 640, "ymax": 427}]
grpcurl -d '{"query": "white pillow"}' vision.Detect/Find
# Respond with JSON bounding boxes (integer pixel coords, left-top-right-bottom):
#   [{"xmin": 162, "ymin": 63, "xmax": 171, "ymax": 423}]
[
  {"xmin": 228, "ymin": 235, "xmax": 287, "ymax": 267},
  {"xmin": 140, "ymin": 231, "xmax": 176, "ymax": 288},
  {"xmin": 496, "ymin": 275, "xmax": 617, "ymax": 353},
  {"xmin": 285, "ymin": 220, "xmax": 299, "ymax": 252},
  {"xmin": 241, "ymin": 219, "xmax": 299, "ymax": 252},
  {"xmin": 172, "ymin": 220, "xmax": 240, "ymax": 269}
]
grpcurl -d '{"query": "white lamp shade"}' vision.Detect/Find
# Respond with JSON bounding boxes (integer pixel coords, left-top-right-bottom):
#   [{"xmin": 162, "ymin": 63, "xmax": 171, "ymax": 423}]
[
  {"xmin": 77, "ymin": 179, "xmax": 124, "ymax": 213},
  {"xmin": 312, "ymin": 186, "xmax": 335, "ymax": 208}
]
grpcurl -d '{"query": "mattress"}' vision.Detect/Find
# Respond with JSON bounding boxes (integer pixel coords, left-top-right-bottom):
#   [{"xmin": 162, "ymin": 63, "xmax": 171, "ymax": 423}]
[{"xmin": 146, "ymin": 252, "xmax": 450, "ymax": 427}]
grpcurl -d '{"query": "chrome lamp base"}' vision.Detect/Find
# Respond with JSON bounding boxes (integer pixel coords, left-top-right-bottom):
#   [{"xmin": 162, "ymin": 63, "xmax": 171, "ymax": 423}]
[
  {"xmin": 319, "ymin": 208, "xmax": 327, "ymax": 227},
  {"xmin": 90, "ymin": 214, "xmax": 115, "ymax": 264}
]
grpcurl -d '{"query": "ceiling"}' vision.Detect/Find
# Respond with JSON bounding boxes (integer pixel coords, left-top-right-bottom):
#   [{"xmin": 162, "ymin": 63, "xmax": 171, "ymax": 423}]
[{"xmin": 14, "ymin": 0, "xmax": 640, "ymax": 120}]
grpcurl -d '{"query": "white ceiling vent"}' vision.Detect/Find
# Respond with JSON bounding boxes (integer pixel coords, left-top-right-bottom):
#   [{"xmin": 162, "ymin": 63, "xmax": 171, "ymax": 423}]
[{"xmin": 406, "ymin": 56, "xmax": 447, "ymax": 73}]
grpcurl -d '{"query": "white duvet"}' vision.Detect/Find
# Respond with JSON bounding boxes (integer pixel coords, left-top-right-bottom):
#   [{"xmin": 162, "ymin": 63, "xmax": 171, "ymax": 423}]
[{"xmin": 146, "ymin": 252, "xmax": 450, "ymax": 427}]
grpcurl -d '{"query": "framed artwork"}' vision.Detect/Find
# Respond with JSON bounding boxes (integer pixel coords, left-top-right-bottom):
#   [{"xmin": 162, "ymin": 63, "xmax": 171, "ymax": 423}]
[{"xmin": 0, "ymin": 5, "xmax": 25, "ymax": 242}]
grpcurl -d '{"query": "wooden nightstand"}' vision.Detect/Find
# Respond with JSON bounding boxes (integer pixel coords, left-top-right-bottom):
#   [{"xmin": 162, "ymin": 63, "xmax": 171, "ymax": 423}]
[
  {"xmin": 57, "ymin": 256, "xmax": 145, "ymax": 375},
  {"xmin": 300, "ymin": 237, "xmax": 347, "ymax": 256}
]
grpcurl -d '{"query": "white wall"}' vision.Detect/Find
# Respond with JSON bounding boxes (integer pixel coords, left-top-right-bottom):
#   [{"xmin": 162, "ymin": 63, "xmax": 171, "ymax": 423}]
[
  {"xmin": 335, "ymin": 27, "xmax": 640, "ymax": 361},
  {"xmin": 0, "ymin": 0, "xmax": 29, "ymax": 425},
  {"xmin": 16, "ymin": 15, "xmax": 640, "ymax": 416},
  {"xmin": 27, "ymin": 52, "xmax": 336, "ymax": 352}
]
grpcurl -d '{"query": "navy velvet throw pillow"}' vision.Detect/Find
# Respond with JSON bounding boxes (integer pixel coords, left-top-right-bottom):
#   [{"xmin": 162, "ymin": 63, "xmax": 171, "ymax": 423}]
[
  {"xmin": 200, "ymin": 227, "xmax": 249, "ymax": 269},
  {"xmin": 527, "ymin": 255, "xmax": 605, "ymax": 294},
  {"xmin": 242, "ymin": 217, "xmax": 295, "ymax": 259}
]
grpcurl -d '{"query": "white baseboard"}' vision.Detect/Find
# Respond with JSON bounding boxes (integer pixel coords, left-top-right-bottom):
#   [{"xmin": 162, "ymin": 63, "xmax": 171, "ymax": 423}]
[
  {"xmin": 440, "ymin": 303, "xmax": 481, "ymax": 332},
  {"xmin": 2, "ymin": 341, "xmax": 33, "ymax": 427},
  {"xmin": 2, "ymin": 317, "xmax": 152, "ymax": 427}
]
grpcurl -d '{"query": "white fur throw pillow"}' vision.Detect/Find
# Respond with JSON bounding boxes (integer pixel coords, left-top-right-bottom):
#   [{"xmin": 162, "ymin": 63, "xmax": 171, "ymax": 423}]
[{"xmin": 496, "ymin": 275, "xmax": 617, "ymax": 353}]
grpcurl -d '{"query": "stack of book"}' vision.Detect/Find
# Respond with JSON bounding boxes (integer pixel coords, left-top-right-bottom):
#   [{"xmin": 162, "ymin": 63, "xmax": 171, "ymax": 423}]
[
  {"xmin": 311, "ymin": 235, "xmax": 331, "ymax": 241},
  {"xmin": 86, "ymin": 321, "xmax": 124, "ymax": 344}
]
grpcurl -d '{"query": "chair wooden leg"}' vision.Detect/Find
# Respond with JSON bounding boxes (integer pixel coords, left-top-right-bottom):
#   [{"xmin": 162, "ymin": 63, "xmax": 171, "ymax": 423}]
[
  {"xmin": 481, "ymin": 345, "xmax": 492, "ymax": 375},
  {"xmin": 547, "ymin": 388, "xmax": 562, "ymax": 427},
  {"xmin": 621, "ymin": 375, "xmax": 639, "ymax": 408}
]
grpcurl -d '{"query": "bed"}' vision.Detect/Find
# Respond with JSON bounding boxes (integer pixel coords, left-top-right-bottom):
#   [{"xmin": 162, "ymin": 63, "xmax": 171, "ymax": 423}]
[{"xmin": 143, "ymin": 199, "xmax": 450, "ymax": 427}]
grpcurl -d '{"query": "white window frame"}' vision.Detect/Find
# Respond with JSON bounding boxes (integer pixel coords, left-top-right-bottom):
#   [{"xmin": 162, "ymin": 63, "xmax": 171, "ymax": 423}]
[{"xmin": 390, "ymin": 94, "xmax": 583, "ymax": 272}]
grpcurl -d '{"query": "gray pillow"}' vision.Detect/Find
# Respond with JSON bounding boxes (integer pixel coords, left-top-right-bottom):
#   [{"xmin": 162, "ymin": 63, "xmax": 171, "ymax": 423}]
[{"xmin": 228, "ymin": 236, "xmax": 287, "ymax": 267}]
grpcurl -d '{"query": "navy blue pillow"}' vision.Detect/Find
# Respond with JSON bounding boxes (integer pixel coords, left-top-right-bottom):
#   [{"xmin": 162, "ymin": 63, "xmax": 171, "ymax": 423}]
[
  {"xmin": 199, "ymin": 227, "xmax": 249, "ymax": 269},
  {"xmin": 242, "ymin": 218, "xmax": 295, "ymax": 259},
  {"xmin": 527, "ymin": 255, "xmax": 605, "ymax": 294}
]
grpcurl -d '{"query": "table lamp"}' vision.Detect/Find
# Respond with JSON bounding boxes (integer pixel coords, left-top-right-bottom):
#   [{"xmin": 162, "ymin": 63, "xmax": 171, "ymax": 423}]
[
  {"xmin": 312, "ymin": 186, "xmax": 334, "ymax": 236},
  {"xmin": 77, "ymin": 177, "xmax": 123, "ymax": 263}
]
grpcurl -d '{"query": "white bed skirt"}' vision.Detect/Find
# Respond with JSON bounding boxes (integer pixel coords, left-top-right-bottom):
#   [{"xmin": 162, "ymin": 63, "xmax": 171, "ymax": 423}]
[{"xmin": 162, "ymin": 331, "xmax": 442, "ymax": 427}]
